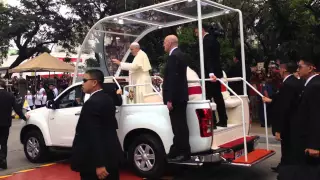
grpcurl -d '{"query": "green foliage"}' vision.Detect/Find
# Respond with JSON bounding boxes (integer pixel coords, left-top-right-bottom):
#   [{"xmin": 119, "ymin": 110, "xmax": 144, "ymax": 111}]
[
  {"xmin": 85, "ymin": 58, "xmax": 100, "ymax": 68},
  {"xmin": 218, "ymin": 38, "xmax": 235, "ymax": 70},
  {"xmin": 0, "ymin": 0, "xmax": 75, "ymax": 74},
  {"xmin": 0, "ymin": 3, "xmax": 9, "ymax": 63}
]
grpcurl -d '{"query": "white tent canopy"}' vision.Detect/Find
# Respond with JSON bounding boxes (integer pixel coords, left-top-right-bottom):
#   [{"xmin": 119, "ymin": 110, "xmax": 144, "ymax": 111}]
[{"xmin": 73, "ymin": 0, "xmax": 246, "ymax": 98}]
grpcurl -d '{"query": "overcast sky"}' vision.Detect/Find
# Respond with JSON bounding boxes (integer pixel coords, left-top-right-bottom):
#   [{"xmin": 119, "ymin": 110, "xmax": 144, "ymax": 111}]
[
  {"xmin": 8, "ymin": 0, "xmax": 20, "ymax": 7},
  {"xmin": 7, "ymin": 0, "xmax": 71, "ymax": 50},
  {"xmin": 8, "ymin": 0, "xmax": 69, "ymax": 17}
]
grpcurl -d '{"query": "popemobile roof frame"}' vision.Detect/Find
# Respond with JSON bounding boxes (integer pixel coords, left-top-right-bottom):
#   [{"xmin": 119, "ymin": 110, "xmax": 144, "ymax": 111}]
[{"xmin": 73, "ymin": 0, "xmax": 247, "ymax": 99}]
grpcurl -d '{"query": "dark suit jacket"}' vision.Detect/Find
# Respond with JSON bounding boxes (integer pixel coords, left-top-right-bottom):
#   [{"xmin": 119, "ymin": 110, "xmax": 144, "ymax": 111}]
[
  {"xmin": 203, "ymin": 34, "xmax": 223, "ymax": 78},
  {"xmin": 290, "ymin": 75, "xmax": 320, "ymax": 164},
  {"xmin": 227, "ymin": 61, "xmax": 252, "ymax": 95},
  {"xmin": 270, "ymin": 75, "xmax": 304, "ymax": 136},
  {"xmin": 162, "ymin": 48, "xmax": 188, "ymax": 104},
  {"xmin": 71, "ymin": 90, "xmax": 123, "ymax": 173},
  {"xmin": 0, "ymin": 89, "xmax": 26, "ymax": 127},
  {"xmin": 102, "ymin": 83, "xmax": 122, "ymax": 106}
]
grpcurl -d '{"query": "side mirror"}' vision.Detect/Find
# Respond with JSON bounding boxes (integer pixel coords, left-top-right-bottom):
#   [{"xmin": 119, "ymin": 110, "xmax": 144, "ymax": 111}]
[{"xmin": 46, "ymin": 100, "xmax": 56, "ymax": 109}]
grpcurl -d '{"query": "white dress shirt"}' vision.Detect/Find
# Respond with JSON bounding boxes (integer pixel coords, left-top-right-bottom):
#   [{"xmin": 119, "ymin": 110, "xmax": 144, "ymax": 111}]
[
  {"xmin": 34, "ymin": 94, "xmax": 44, "ymax": 106},
  {"xmin": 26, "ymin": 95, "xmax": 34, "ymax": 106},
  {"xmin": 39, "ymin": 88, "xmax": 45, "ymax": 94},
  {"xmin": 53, "ymin": 88, "xmax": 59, "ymax": 98},
  {"xmin": 305, "ymin": 74, "xmax": 318, "ymax": 86},
  {"xmin": 283, "ymin": 74, "xmax": 293, "ymax": 83},
  {"xmin": 84, "ymin": 89, "xmax": 103, "ymax": 102},
  {"xmin": 169, "ymin": 47, "xmax": 178, "ymax": 56}
]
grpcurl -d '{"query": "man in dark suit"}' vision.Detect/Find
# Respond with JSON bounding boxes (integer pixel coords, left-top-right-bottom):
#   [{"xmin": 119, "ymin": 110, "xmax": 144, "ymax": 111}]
[
  {"xmin": 278, "ymin": 56, "xmax": 320, "ymax": 180},
  {"xmin": 289, "ymin": 56, "xmax": 320, "ymax": 166},
  {"xmin": 0, "ymin": 79, "xmax": 29, "ymax": 169},
  {"xmin": 195, "ymin": 25, "xmax": 228, "ymax": 127},
  {"xmin": 227, "ymin": 52, "xmax": 252, "ymax": 95},
  {"xmin": 162, "ymin": 35, "xmax": 190, "ymax": 162},
  {"xmin": 102, "ymin": 83, "xmax": 122, "ymax": 106},
  {"xmin": 70, "ymin": 69, "xmax": 122, "ymax": 180},
  {"xmin": 262, "ymin": 61, "xmax": 304, "ymax": 171}
]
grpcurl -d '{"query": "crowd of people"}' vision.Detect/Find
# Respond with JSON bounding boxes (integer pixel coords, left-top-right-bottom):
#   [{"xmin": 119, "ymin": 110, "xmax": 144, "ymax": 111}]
[{"xmin": 2, "ymin": 74, "xmax": 72, "ymax": 111}]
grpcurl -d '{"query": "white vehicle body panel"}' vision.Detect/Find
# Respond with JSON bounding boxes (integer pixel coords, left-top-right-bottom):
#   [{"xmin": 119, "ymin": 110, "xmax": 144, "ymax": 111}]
[{"xmin": 24, "ymin": 82, "xmax": 213, "ymax": 154}]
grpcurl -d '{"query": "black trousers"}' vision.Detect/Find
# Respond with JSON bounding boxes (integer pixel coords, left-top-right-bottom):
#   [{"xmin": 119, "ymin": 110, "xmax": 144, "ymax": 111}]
[
  {"xmin": 169, "ymin": 102, "xmax": 190, "ymax": 156},
  {"xmin": 80, "ymin": 169, "xmax": 119, "ymax": 180},
  {"xmin": 0, "ymin": 127, "xmax": 10, "ymax": 161},
  {"xmin": 280, "ymin": 135, "xmax": 290, "ymax": 165},
  {"xmin": 205, "ymin": 81, "xmax": 228, "ymax": 125}
]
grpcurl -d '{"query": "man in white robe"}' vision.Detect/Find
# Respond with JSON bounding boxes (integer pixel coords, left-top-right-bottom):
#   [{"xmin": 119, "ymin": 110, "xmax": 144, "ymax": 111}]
[{"xmin": 112, "ymin": 42, "xmax": 153, "ymax": 103}]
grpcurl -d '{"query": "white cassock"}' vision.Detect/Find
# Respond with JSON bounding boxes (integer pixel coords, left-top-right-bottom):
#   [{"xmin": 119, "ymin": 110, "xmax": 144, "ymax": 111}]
[{"xmin": 120, "ymin": 50, "xmax": 153, "ymax": 103}]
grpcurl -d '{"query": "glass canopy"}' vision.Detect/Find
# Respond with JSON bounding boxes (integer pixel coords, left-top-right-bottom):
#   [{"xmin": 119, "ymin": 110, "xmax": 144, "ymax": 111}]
[{"xmin": 73, "ymin": 0, "xmax": 239, "ymax": 83}]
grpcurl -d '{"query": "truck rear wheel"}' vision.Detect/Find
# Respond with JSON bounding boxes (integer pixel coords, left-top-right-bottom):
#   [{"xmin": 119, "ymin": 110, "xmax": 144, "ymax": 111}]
[
  {"xmin": 128, "ymin": 134, "xmax": 166, "ymax": 179},
  {"xmin": 23, "ymin": 130, "xmax": 48, "ymax": 163}
]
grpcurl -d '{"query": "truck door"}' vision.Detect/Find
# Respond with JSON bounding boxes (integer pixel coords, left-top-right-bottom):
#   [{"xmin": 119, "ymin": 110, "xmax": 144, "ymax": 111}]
[{"xmin": 48, "ymin": 85, "xmax": 84, "ymax": 146}]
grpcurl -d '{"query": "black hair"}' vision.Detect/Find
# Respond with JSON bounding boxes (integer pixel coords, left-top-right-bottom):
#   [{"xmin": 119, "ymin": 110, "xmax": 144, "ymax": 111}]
[
  {"xmin": 0, "ymin": 79, "xmax": 6, "ymax": 89},
  {"xmin": 85, "ymin": 69, "xmax": 104, "ymax": 85},
  {"xmin": 300, "ymin": 55, "xmax": 317, "ymax": 67},
  {"xmin": 284, "ymin": 62, "xmax": 298, "ymax": 74}
]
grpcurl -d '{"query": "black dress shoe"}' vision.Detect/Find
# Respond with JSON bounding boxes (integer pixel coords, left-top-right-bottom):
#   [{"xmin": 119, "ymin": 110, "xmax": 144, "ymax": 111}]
[
  {"xmin": 0, "ymin": 160, "xmax": 7, "ymax": 169},
  {"xmin": 271, "ymin": 165, "xmax": 279, "ymax": 172},
  {"xmin": 168, "ymin": 155, "xmax": 191, "ymax": 163},
  {"xmin": 167, "ymin": 152, "xmax": 178, "ymax": 159},
  {"xmin": 216, "ymin": 123, "xmax": 227, "ymax": 127}
]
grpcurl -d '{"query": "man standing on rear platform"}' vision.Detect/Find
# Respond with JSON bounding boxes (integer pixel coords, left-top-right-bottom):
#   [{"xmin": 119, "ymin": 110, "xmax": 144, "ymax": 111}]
[
  {"xmin": 71, "ymin": 69, "xmax": 122, "ymax": 180},
  {"xmin": 195, "ymin": 24, "xmax": 228, "ymax": 127},
  {"xmin": 162, "ymin": 35, "xmax": 191, "ymax": 162}
]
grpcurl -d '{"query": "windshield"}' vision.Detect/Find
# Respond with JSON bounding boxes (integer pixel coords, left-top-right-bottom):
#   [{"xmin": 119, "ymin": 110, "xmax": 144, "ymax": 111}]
[{"xmin": 74, "ymin": 0, "xmax": 235, "ymax": 82}]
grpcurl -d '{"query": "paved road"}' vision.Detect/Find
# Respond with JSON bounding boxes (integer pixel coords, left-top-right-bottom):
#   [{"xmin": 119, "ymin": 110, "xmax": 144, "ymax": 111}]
[{"xmin": 0, "ymin": 121, "xmax": 281, "ymax": 180}]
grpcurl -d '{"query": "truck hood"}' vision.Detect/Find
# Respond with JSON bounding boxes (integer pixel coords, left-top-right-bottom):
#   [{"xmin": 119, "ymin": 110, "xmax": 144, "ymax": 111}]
[{"xmin": 27, "ymin": 107, "xmax": 48, "ymax": 116}]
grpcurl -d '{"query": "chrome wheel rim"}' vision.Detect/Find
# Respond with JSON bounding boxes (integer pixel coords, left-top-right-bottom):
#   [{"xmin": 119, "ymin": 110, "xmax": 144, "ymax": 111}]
[
  {"xmin": 134, "ymin": 144, "xmax": 156, "ymax": 171},
  {"xmin": 26, "ymin": 137, "xmax": 40, "ymax": 159}
]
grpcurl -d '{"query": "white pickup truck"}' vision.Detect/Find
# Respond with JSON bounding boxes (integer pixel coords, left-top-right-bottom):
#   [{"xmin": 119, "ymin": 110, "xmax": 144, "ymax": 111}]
[
  {"xmin": 20, "ymin": 77, "xmax": 220, "ymax": 178},
  {"xmin": 21, "ymin": 76, "xmax": 273, "ymax": 178}
]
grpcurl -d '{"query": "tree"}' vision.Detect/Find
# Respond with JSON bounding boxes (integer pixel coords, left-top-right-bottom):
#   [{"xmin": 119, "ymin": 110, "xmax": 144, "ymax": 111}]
[
  {"xmin": 64, "ymin": 0, "xmax": 171, "ymax": 75},
  {"xmin": 0, "ymin": 3, "xmax": 9, "ymax": 65},
  {"xmin": 0, "ymin": 0, "xmax": 75, "ymax": 75}
]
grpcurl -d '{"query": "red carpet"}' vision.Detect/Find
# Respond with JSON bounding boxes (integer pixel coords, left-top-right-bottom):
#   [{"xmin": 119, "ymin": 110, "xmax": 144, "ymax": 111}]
[{"xmin": 2, "ymin": 163, "xmax": 142, "ymax": 180}]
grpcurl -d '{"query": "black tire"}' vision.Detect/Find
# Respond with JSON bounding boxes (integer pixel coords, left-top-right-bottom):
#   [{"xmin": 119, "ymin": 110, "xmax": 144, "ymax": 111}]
[
  {"xmin": 23, "ymin": 130, "xmax": 49, "ymax": 163},
  {"xmin": 128, "ymin": 134, "xmax": 166, "ymax": 179}
]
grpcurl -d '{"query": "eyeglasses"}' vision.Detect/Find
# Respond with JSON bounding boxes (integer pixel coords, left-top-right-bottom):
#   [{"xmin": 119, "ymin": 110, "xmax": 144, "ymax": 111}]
[
  {"xmin": 297, "ymin": 64, "xmax": 308, "ymax": 69},
  {"xmin": 82, "ymin": 78, "xmax": 96, "ymax": 83}
]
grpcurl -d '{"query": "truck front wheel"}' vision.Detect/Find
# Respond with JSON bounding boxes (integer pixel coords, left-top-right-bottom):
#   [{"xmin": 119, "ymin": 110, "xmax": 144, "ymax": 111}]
[
  {"xmin": 23, "ymin": 130, "xmax": 48, "ymax": 163},
  {"xmin": 128, "ymin": 134, "xmax": 166, "ymax": 179}
]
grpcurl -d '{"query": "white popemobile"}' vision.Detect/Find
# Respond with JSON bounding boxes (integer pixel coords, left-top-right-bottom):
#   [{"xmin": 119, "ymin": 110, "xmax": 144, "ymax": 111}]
[{"xmin": 20, "ymin": 0, "xmax": 275, "ymax": 179}]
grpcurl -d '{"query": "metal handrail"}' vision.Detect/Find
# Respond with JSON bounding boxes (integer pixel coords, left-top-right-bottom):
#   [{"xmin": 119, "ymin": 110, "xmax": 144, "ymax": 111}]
[
  {"xmin": 214, "ymin": 79, "xmax": 248, "ymax": 162},
  {"xmin": 239, "ymin": 77, "xmax": 269, "ymax": 150},
  {"xmin": 189, "ymin": 76, "xmax": 270, "ymax": 151},
  {"xmin": 103, "ymin": 76, "xmax": 122, "ymax": 90},
  {"xmin": 188, "ymin": 78, "xmax": 248, "ymax": 162}
]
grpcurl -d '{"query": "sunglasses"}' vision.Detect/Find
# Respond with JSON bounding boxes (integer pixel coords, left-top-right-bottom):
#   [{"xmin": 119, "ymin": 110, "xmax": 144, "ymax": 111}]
[{"xmin": 82, "ymin": 78, "xmax": 96, "ymax": 83}]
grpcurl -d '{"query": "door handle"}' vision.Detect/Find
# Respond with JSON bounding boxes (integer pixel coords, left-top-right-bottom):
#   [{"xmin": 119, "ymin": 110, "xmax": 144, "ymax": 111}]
[{"xmin": 75, "ymin": 112, "xmax": 81, "ymax": 116}]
